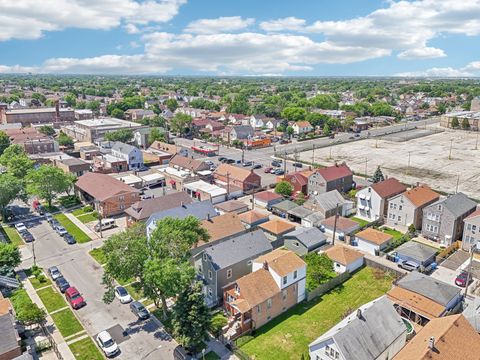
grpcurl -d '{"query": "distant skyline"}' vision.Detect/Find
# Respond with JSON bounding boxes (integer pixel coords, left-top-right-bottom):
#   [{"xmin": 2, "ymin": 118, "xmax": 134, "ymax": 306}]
[{"xmin": 1, "ymin": 0, "xmax": 480, "ymax": 77}]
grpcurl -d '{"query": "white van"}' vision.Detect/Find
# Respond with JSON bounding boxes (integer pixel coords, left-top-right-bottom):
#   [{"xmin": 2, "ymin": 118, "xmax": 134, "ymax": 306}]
[{"xmin": 94, "ymin": 218, "xmax": 116, "ymax": 232}]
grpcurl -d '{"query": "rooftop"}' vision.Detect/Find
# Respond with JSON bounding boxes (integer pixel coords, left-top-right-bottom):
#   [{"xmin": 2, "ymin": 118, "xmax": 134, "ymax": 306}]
[
  {"xmin": 259, "ymin": 219, "xmax": 296, "ymax": 235},
  {"xmin": 325, "ymin": 245, "xmax": 364, "ymax": 265},
  {"xmin": 235, "ymin": 269, "xmax": 279, "ymax": 310},
  {"xmin": 315, "ymin": 163, "xmax": 352, "ymax": 182},
  {"xmin": 403, "ymin": 185, "xmax": 440, "ymax": 208},
  {"xmin": 371, "ymin": 178, "xmax": 407, "ymax": 199},
  {"xmin": 321, "ymin": 216, "xmax": 360, "ymax": 232},
  {"xmin": 125, "ymin": 192, "xmax": 193, "ymax": 221},
  {"xmin": 238, "ymin": 210, "xmax": 270, "ymax": 225},
  {"xmin": 284, "ymin": 227, "xmax": 327, "ymax": 249},
  {"xmin": 75, "ymin": 172, "xmax": 139, "ymax": 201},
  {"xmin": 215, "ymin": 200, "xmax": 248, "ymax": 213},
  {"xmin": 356, "ymin": 227, "xmax": 393, "ymax": 245},
  {"xmin": 199, "ymin": 212, "xmax": 245, "ymax": 243},
  {"xmin": 147, "ymin": 200, "xmax": 217, "ymax": 228},
  {"xmin": 255, "ymin": 248, "xmax": 306, "ymax": 277}
]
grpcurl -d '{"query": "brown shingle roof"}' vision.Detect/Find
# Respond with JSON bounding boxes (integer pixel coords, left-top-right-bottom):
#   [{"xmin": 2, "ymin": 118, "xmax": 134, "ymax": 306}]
[
  {"xmin": 387, "ymin": 286, "xmax": 445, "ymax": 319},
  {"xmin": 124, "ymin": 192, "xmax": 193, "ymax": 221},
  {"xmin": 238, "ymin": 210, "xmax": 269, "ymax": 225},
  {"xmin": 255, "ymin": 191, "xmax": 283, "ymax": 202},
  {"xmin": 255, "ymin": 249, "xmax": 306, "ymax": 277},
  {"xmin": 258, "ymin": 219, "xmax": 296, "ymax": 235},
  {"xmin": 403, "ymin": 185, "xmax": 440, "ymax": 208},
  {"xmin": 321, "ymin": 216, "xmax": 360, "ymax": 232},
  {"xmin": 393, "ymin": 315, "xmax": 480, "ymax": 360},
  {"xmin": 371, "ymin": 178, "xmax": 407, "ymax": 199},
  {"xmin": 356, "ymin": 228, "xmax": 393, "ymax": 245},
  {"xmin": 75, "ymin": 172, "xmax": 139, "ymax": 201},
  {"xmin": 315, "ymin": 163, "xmax": 352, "ymax": 182},
  {"xmin": 325, "ymin": 246, "xmax": 364, "ymax": 265},
  {"xmin": 169, "ymin": 154, "xmax": 207, "ymax": 172},
  {"xmin": 295, "ymin": 121, "xmax": 311, "ymax": 128},
  {"xmin": 214, "ymin": 200, "xmax": 248, "ymax": 213},
  {"xmin": 215, "ymin": 163, "xmax": 255, "ymax": 182},
  {"xmin": 200, "ymin": 213, "xmax": 245, "ymax": 242},
  {"xmin": 466, "ymin": 208, "xmax": 480, "ymax": 219},
  {"xmin": 236, "ymin": 269, "xmax": 280, "ymax": 309}
]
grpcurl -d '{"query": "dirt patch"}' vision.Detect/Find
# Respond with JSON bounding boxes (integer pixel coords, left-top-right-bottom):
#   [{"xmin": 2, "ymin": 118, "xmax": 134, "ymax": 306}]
[{"xmin": 391, "ymin": 166, "xmax": 447, "ymax": 180}]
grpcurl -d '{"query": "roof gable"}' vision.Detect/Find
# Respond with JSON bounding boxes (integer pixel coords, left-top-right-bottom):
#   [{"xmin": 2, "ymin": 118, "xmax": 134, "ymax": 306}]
[{"xmin": 371, "ymin": 178, "xmax": 407, "ymax": 199}]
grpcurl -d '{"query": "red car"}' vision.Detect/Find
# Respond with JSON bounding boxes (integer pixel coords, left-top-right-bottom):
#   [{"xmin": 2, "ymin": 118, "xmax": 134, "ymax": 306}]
[
  {"xmin": 455, "ymin": 272, "xmax": 472, "ymax": 287},
  {"xmin": 264, "ymin": 167, "xmax": 273, "ymax": 173},
  {"xmin": 65, "ymin": 287, "xmax": 86, "ymax": 309}
]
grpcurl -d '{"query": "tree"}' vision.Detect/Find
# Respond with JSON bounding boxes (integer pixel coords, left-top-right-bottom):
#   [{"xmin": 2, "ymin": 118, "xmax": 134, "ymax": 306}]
[
  {"xmin": 10, "ymin": 290, "xmax": 46, "ymax": 326},
  {"xmin": 210, "ymin": 313, "xmax": 228, "ymax": 337},
  {"xmin": 286, "ymin": 126, "xmax": 294, "ymax": 138},
  {"xmin": 57, "ymin": 131, "xmax": 74, "ymax": 147},
  {"xmin": 26, "ymin": 165, "xmax": 74, "ymax": 207},
  {"xmin": 304, "ymin": 252, "xmax": 335, "ymax": 291},
  {"xmin": 38, "ymin": 125, "xmax": 55, "ymax": 136},
  {"xmin": 148, "ymin": 128, "xmax": 165, "ymax": 145},
  {"xmin": 170, "ymin": 113, "xmax": 193, "ymax": 136},
  {"xmin": 275, "ymin": 181, "xmax": 293, "ymax": 197},
  {"xmin": 461, "ymin": 118, "xmax": 470, "ymax": 130},
  {"xmin": 172, "ymin": 281, "xmax": 211, "ymax": 352},
  {"xmin": 111, "ymin": 108, "xmax": 124, "ymax": 119},
  {"xmin": 451, "ymin": 117, "xmax": 460, "ymax": 128},
  {"xmin": 294, "ymin": 192, "xmax": 306, "ymax": 205},
  {"xmin": 0, "ymin": 145, "xmax": 34, "ymax": 179},
  {"xmin": 0, "ymin": 174, "xmax": 23, "ymax": 220},
  {"xmin": 0, "ymin": 243, "xmax": 21, "ymax": 269},
  {"xmin": 165, "ymin": 98, "xmax": 178, "ymax": 112},
  {"xmin": 437, "ymin": 102, "xmax": 447, "ymax": 114},
  {"xmin": 64, "ymin": 93, "xmax": 77, "ymax": 107},
  {"xmin": 281, "ymin": 107, "xmax": 306, "ymax": 121},
  {"xmin": 104, "ymin": 129, "xmax": 134, "ymax": 143},
  {"xmin": 323, "ymin": 123, "xmax": 331, "ymax": 135},
  {"xmin": 371, "ymin": 166, "xmax": 385, "ymax": 183},
  {"xmin": 0, "ymin": 131, "xmax": 10, "ymax": 156}
]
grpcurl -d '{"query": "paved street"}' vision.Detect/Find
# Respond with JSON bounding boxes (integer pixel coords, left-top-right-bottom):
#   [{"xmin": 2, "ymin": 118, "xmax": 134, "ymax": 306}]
[{"xmin": 20, "ymin": 217, "xmax": 177, "ymax": 360}]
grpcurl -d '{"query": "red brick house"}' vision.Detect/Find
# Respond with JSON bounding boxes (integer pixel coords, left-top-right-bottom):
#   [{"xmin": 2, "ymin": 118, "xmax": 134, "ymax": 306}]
[{"xmin": 214, "ymin": 164, "xmax": 261, "ymax": 192}]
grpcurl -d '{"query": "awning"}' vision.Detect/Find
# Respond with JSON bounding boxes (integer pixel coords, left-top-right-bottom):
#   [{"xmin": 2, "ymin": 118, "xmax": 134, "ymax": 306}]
[{"xmin": 169, "ymin": 179, "xmax": 176, "ymax": 185}]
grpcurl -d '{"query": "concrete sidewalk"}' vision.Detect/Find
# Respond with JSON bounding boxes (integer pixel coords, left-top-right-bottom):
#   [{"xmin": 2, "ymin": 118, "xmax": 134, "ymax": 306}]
[
  {"xmin": 22, "ymin": 275, "xmax": 76, "ymax": 360},
  {"xmin": 64, "ymin": 212, "xmax": 99, "ymax": 240}
]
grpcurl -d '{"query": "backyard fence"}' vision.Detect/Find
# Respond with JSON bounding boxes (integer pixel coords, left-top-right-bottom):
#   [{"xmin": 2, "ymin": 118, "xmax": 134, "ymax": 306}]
[{"xmin": 306, "ymin": 271, "xmax": 351, "ymax": 302}]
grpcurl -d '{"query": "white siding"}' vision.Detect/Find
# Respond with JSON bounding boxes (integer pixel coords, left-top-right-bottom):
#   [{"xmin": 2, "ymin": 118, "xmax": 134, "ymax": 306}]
[
  {"xmin": 356, "ymin": 239, "xmax": 379, "ymax": 256},
  {"xmin": 309, "ymin": 339, "xmax": 345, "ymax": 360}
]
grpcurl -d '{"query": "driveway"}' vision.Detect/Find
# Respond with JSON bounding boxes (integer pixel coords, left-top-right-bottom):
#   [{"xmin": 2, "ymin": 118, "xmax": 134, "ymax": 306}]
[{"xmin": 21, "ymin": 219, "xmax": 177, "ymax": 360}]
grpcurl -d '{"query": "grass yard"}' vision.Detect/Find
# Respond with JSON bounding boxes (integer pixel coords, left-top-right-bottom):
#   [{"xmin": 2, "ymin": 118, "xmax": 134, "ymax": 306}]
[
  {"xmin": 54, "ymin": 214, "xmax": 91, "ymax": 243},
  {"xmin": 239, "ymin": 267, "xmax": 395, "ymax": 360},
  {"xmin": 125, "ymin": 282, "xmax": 145, "ymax": 300},
  {"xmin": 2, "ymin": 226, "xmax": 24, "ymax": 246},
  {"xmin": 76, "ymin": 212, "xmax": 98, "ymax": 224},
  {"xmin": 89, "ymin": 247, "xmax": 107, "ymax": 265},
  {"xmin": 382, "ymin": 227, "xmax": 404, "ymax": 241},
  {"xmin": 51, "ymin": 308, "xmax": 84, "ymax": 338},
  {"xmin": 205, "ymin": 352, "xmax": 221, "ymax": 360},
  {"xmin": 37, "ymin": 287, "xmax": 67, "ymax": 313},
  {"xmin": 29, "ymin": 275, "xmax": 52, "ymax": 290},
  {"xmin": 350, "ymin": 217, "xmax": 370, "ymax": 228},
  {"xmin": 69, "ymin": 337, "xmax": 104, "ymax": 360}
]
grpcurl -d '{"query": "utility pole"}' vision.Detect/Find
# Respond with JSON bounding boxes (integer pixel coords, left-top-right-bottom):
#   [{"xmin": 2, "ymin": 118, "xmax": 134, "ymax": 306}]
[
  {"xmin": 226, "ymin": 172, "xmax": 230, "ymax": 198},
  {"xmin": 464, "ymin": 244, "xmax": 476, "ymax": 298},
  {"xmin": 329, "ymin": 146, "xmax": 332, "ymax": 160},
  {"xmin": 331, "ymin": 203, "xmax": 340, "ymax": 246},
  {"xmin": 311, "ymin": 144, "xmax": 315, "ymax": 166},
  {"xmin": 475, "ymin": 132, "xmax": 479, "ymax": 150},
  {"xmin": 455, "ymin": 174, "xmax": 460, "ymax": 193},
  {"xmin": 241, "ymin": 149, "xmax": 245, "ymax": 164},
  {"xmin": 449, "ymin": 138, "xmax": 454, "ymax": 160},
  {"xmin": 252, "ymin": 191, "xmax": 255, "ymax": 210},
  {"xmin": 32, "ymin": 241, "xmax": 36, "ymax": 267},
  {"xmin": 364, "ymin": 158, "xmax": 368, "ymax": 179},
  {"xmin": 407, "ymin": 151, "xmax": 411, "ymax": 175},
  {"xmin": 283, "ymin": 151, "xmax": 287, "ymax": 178}
]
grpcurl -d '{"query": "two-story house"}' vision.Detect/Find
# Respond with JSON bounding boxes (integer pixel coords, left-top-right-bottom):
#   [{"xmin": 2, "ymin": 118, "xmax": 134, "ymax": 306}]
[
  {"xmin": 421, "ymin": 192, "xmax": 477, "ymax": 246},
  {"xmin": 355, "ymin": 178, "xmax": 407, "ymax": 221},
  {"xmin": 214, "ymin": 163, "xmax": 261, "ymax": 192},
  {"xmin": 308, "ymin": 163, "xmax": 353, "ymax": 195},
  {"xmin": 223, "ymin": 249, "xmax": 306, "ymax": 340},
  {"xmin": 111, "ymin": 142, "xmax": 144, "ymax": 170},
  {"xmin": 228, "ymin": 125, "xmax": 254, "ymax": 143},
  {"xmin": 292, "ymin": 121, "xmax": 313, "ymax": 135},
  {"xmin": 462, "ymin": 209, "xmax": 480, "ymax": 251},
  {"xmin": 194, "ymin": 230, "xmax": 272, "ymax": 308},
  {"xmin": 386, "ymin": 185, "xmax": 440, "ymax": 231}
]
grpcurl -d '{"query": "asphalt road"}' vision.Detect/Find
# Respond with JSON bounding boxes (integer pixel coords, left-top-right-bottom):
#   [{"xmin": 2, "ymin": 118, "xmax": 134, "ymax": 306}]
[{"xmin": 20, "ymin": 216, "xmax": 177, "ymax": 360}]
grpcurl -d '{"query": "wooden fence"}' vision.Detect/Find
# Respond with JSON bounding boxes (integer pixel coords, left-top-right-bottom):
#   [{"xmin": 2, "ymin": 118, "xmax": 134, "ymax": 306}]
[{"xmin": 306, "ymin": 271, "xmax": 351, "ymax": 302}]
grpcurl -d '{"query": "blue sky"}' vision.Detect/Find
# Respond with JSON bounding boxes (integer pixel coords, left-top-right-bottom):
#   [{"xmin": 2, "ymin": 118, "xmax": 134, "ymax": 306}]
[{"xmin": 0, "ymin": 0, "xmax": 479, "ymax": 76}]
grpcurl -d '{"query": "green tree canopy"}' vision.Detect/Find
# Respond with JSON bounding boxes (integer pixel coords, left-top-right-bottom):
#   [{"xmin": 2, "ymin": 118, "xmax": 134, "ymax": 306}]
[
  {"xmin": 170, "ymin": 113, "xmax": 193, "ymax": 136},
  {"xmin": 111, "ymin": 108, "xmax": 125, "ymax": 119},
  {"xmin": 0, "ymin": 145, "xmax": 34, "ymax": 179},
  {"xmin": 26, "ymin": 165, "xmax": 74, "ymax": 207},
  {"xmin": 57, "ymin": 131, "xmax": 74, "ymax": 147},
  {"xmin": 275, "ymin": 181, "xmax": 293, "ymax": 197},
  {"xmin": 371, "ymin": 166, "xmax": 385, "ymax": 183},
  {"xmin": 451, "ymin": 117, "xmax": 460, "ymax": 128},
  {"xmin": 0, "ymin": 131, "xmax": 11, "ymax": 156},
  {"xmin": 0, "ymin": 174, "xmax": 23, "ymax": 220},
  {"xmin": 148, "ymin": 128, "xmax": 165, "ymax": 145},
  {"xmin": 104, "ymin": 129, "xmax": 134, "ymax": 143},
  {"xmin": 0, "ymin": 243, "xmax": 21, "ymax": 269},
  {"xmin": 281, "ymin": 107, "xmax": 306, "ymax": 121},
  {"xmin": 165, "ymin": 98, "xmax": 179, "ymax": 112},
  {"xmin": 461, "ymin": 118, "xmax": 470, "ymax": 129},
  {"xmin": 38, "ymin": 125, "xmax": 55, "ymax": 136},
  {"xmin": 304, "ymin": 252, "xmax": 335, "ymax": 291}
]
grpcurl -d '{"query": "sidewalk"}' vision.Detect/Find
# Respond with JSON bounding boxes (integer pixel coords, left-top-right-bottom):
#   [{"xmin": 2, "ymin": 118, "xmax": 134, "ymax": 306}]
[
  {"xmin": 64, "ymin": 212, "xmax": 99, "ymax": 240},
  {"xmin": 205, "ymin": 337, "xmax": 237, "ymax": 360},
  {"xmin": 22, "ymin": 275, "xmax": 76, "ymax": 360}
]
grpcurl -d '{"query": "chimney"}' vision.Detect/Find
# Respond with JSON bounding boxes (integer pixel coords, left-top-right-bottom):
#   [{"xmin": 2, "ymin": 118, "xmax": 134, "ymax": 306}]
[
  {"xmin": 263, "ymin": 261, "xmax": 269, "ymax": 270},
  {"xmin": 55, "ymin": 99, "xmax": 60, "ymax": 121},
  {"xmin": 207, "ymin": 213, "xmax": 211, "ymax": 222},
  {"xmin": 356, "ymin": 309, "xmax": 363, "ymax": 319},
  {"xmin": 428, "ymin": 336, "xmax": 435, "ymax": 350}
]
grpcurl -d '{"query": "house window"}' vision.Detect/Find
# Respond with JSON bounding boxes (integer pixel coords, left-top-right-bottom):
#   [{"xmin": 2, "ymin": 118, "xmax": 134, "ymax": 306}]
[
  {"xmin": 247, "ymin": 260, "xmax": 252, "ymax": 266},
  {"xmin": 438, "ymin": 205, "xmax": 442, "ymax": 211},
  {"xmin": 293, "ymin": 270, "xmax": 298, "ymax": 279},
  {"xmin": 208, "ymin": 270, "xmax": 212, "ymax": 280},
  {"xmin": 397, "ymin": 216, "xmax": 401, "ymax": 222},
  {"xmin": 267, "ymin": 299, "xmax": 272, "ymax": 309},
  {"xmin": 468, "ymin": 224, "xmax": 473, "ymax": 231},
  {"xmin": 257, "ymin": 305, "xmax": 261, "ymax": 313},
  {"xmin": 282, "ymin": 290, "xmax": 287, "ymax": 300},
  {"xmin": 208, "ymin": 287, "xmax": 212, "ymax": 298},
  {"xmin": 120, "ymin": 204, "xmax": 125, "ymax": 210},
  {"xmin": 473, "ymin": 225, "xmax": 477, "ymax": 232},
  {"xmin": 325, "ymin": 346, "xmax": 330, "ymax": 355},
  {"xmin": 282, "ymin": 276, "xmax": 287, "ymax": 285},
  {"xmin": 294, "ymin": 241, "xmax": 299, "ymax": 247},
  {"xmin": 203, "ymin": 253, "xmax": 207, "ymax": 261},
  {"xmin": 336, "ymin": 263, "xmax": 340, "ymax": 267},
  {"xmin": 399, "ymin": 205, "xmax": 403, "ymax": 211},
  {"xmin": 119, "ymin": 195, "xmax": 125, "ymax": 201},
  {"xmin": 227, "ymin": 269, "xmax": 232, "ymax": 279}
]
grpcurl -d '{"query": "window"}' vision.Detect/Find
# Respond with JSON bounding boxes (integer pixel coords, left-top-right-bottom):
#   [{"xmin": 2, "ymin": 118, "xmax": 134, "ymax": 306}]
[
  {"xmin": 267, "ymin": 299, "xmax": 272, "ymax": 309},
  {"xmin": 226, "ymin": 269, "xmax": 232, "ymax": 279},
  {"xmin": 119, "ymin": 204, "xmax": 125, "ymax": 210},
  {"xmin": 203, "ymin": 253, "xmax": 207, "ymax": 261},
  {"xmin": 282, "ymin": 276, "xmax": 287, "ymax": 285},
  {"xmin": 336, "ymin": 263, "xmax": 340, "ymax": 267},
  {"xmin": 399, "ymin": 205, "xmax": 403, "ymax": 210},
  {"xmin": 438, "ymin": 204, "xmax": 442, "ymax": 211},
  {"xmin": 257, "ymin": 305, "xmax": 261, "ymax": 313},
  {"xmin": 294, "ymin": 241, "xmax": 299, "ymax": 247},
  {"xmin": 247, "ymin": 260, "xmax": 252, "ymax": 266},
  {"xmin": 397, "ymin": 216, "xmax": 401, "ymax": 222},
  {"xmin": 208, "ymin": 287, "xmax": 212, "ymax": 297},
  {"xmin": 325, "ymin": 346, "xmax": 330, "ymax": 355},
  {"xmin": 119, "ymin": 195, "xmax": 125, "ymax": 201},
  {"xmin": 208, "ymin": 270, "xmax": 212, "ymax": 280},
  {"xmin": 282, "ymin": 290, "xmax": 287, "ymax": 300},
  {"xmin": 473, "ymin": 225, "xmax": 477, "ymax": 232},
  {"xmin": 293, "ymin": 270, "xmax": 298, "ymax": 279}
]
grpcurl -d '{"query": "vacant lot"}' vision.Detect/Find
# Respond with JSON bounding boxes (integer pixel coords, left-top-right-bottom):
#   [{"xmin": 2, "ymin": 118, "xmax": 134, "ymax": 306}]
[
  {"xmin": 297, "ymin": 128, "xmax": 480, "ymax": 199},
  {"xmin": 240, "ymin": 267, "xmax": 395, "ymax": 360}
]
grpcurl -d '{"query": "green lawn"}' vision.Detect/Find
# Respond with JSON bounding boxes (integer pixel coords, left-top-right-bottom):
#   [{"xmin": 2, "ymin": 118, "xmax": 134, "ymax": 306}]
[
  {"xmin": 54, "ymin": 214, "xmax": 91, "ymax": 243},
  {"xmin": 350, "ymin": 217, "xmax": 370, "ymax": 228},
  {"xmin": 2, "ymin": 226, "xmax": 24, "ymax": 246},
  {"xmin": 69, "ymin": 337, "xmax": 104, "ymax": 360},
  {"xmin": 205, "ymin": 352, "xmax": 221, "ymax": 360},
  {"xmin": 51, "ymin": 308, "xmax": 84, "ymax": 338},
  {"xmin": 125, "ymin": 282, "xmax": 145, "ymax": 300},
  {"xmin": 76, "ymin": 212, "xmax": 98, "ymax": 224},
  {"xmin": 29, "ymin": 275, "xmax": 52, "ymax": 290},
  {"xmin": 89, "ymin": 247, "xmax": 107, "ymax": 265},
  {"xmin": 36, "ymin": 287, "xmax": 67, "ymax": 313},
  {"xmin": 239, "ymin": 267, "xmax": 395, "ymax": 360},
  {"xmin": 382, "ymin": 227, "xmax": 404, "ymax": 241}
]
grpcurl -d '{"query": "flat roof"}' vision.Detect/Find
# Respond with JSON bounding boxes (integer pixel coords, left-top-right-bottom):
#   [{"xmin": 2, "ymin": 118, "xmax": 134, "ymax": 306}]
[
  {"xmin": 184, "ymin": 180, "xmax": 227, "ymax": 197},
  {"xmin": 113, "ymin": 174, "xmax": 142, "ymax": 185},
  {"xmin": 6, "ymin": 107, "xmax": 73, "ymax": 114},
  {"xmin": 140, "ymin": 173, "xmax": 165, "ymax": 182},
  {"xmin": 75, "ymin": 118, "xmax": 141, "ymax": 128}
]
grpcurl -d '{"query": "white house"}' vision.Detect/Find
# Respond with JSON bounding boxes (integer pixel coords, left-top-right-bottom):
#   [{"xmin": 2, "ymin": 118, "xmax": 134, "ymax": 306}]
[
  {"xmin": 292, "ymin": 121, "xmax": 313, "ymax": 135},
  {"xmin": 355, "ymin": 228, "xmax": 393, "ymax": 256},
  {"xmin": 309, "ymin": 296, "xmax": 407, "ymax": 360},
  {"xmin": 249, "ymin": 115, "xmax": 265, "ymax": 129},
  {"xmin": 111, "ymin": 142, "xmax": 144, "ymax": 170},
  {"xmin": 323, "ymin": 245, "xmax": 364, "ymax": 274}
]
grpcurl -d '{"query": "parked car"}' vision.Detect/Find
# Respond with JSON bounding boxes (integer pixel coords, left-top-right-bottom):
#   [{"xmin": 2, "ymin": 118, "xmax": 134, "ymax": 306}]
[
  {"xmin": 50, "ymin": 219, "xmax": 60, "ymax": 229},
  {"xmin": 14, "ymin": 222, "xmax": 27, "ymax": 232},
  {"xmin": 55, "ymin": 225, "xmax": 68, "ymax": 237},
  {"xmin": 264, "ymin": 167, "xmax": 273, "ymax": 173},
  {"xmin": 94, "ymin": 218, "xmax": 116, "ymax": 232},
  {"xmin": 279, "ymin": 139, "xmax": 290, "ymax": 144},
  {"xmin": 64, "ymin": 233, "xmax": 76, "ymax": 245},
  {"xmin": 274, "ymin": 169, "xmax": 285, "ymax": 175},
  {"xmin": 130, "ymin": 301, "xmax": 150, "ymax": 320},
  {"xmin": 242, "ymin": 161, "xmax": 253, "ymax": 167},
  {"xmin": 292, "ymin": 162, "xmax": 303, "ymax": 168},
  {"xmin": 173, "ymin": 346, "xmax": 194, "ymax": 360},
  {"xmin": 226, "ymin": 158, "xmax": 236, "ymax": 164},
  {"xmin": 398, "ymin": 260, "xmax": 419, "ymax": 272},
  {"xmin": 271, "ymin": 160, "xmax": 282, "ymax": 167},
  {"xmin": 96, "ymin": 330, "xmax": 119, "ymax": 358},
  {"xmin": 55, "ymin": 277, "xmax": 70, "ymax": 293},
  {"xmin": 45, "ymin": 213, "xmax": 53, "ymax": 223},
  {"xmin": 204, "ymin": 160, "xmax": 214, "ymax": 166},
  {"xmin": 355, "ymin": 133, "xmax": 360, "ymax": 138},
  {"xmin": 455, "ymin": 271, "xmax": 473, "ymax": 287},
  {"xmin": 48, "ymin": 266, "xmax": 62, "ymax": 280},
  {"xmin": 20, "ymin": 230, "xmax": 34, "ymax": 243},
  {"xmin": 115, "ymin": 286, "xmax": 132, "ymax": 304},
  {"xmin": 218, "ymin": 157, "xmax": 227, "ymax": 162},
  {"xmin": 65, "ymin": 287, "xmax": 86, "ymax": 309},
  {"xmin": 252, "ymin": 164, "xmax": 262, "ymax": 169}
]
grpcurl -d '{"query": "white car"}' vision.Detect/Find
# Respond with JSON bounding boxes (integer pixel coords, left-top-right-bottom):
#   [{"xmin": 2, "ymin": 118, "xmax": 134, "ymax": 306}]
[
  {"xmin": 14, "ymin": 222, "xmax": 27, "ymax": 232},
  {"xmin": 96, "ymin": 331, "xmax": 119, "ymax": 357},
  {"xmin": 114, "ymin": 286, "xmax": 132, "ymax": 304}
]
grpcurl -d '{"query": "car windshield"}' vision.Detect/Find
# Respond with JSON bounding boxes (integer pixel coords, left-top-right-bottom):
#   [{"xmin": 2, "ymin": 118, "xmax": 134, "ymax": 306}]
[
  {"xmin": 70, "ymin": 293, "xmax": 81, "ymax": 300},
  {"xmin": 103, "ymin": 338, "xmax": 115, "ymax": 347},
  {"xmin": 117, "ymin": 287, "xmax": 127, "ymax": 296}
]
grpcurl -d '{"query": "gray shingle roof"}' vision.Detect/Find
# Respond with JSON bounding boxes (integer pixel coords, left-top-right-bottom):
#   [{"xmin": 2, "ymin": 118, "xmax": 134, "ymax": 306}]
[
  {"xmin": 147, "ymin": 200, "xmax": 217, "ymax": 228},
  {"xmin": 287, "ymin": 206, "xmax": 313, "ymax": 219},
  {"xmin": 312, "ymin": 190, "xmax": 349, "ymax": 211},
  {"xmin": 0, "ymin": 313, "xmax": 19, "ymax": 355},
  {"xmin": 434, "ymin": 193, "xmax": 477, "ymax": 218},
  {"xmin": 232, "ymin": 125, "xmax": 254, "ymax": 139},
  {"xmin": 394, "ymin": 241, "xmax": 437, "ymax": 263},
  {"xmin": 284, "ymin": 227, "xmax": 327, "ymax": 250},
  {"xmin": 111, "ymin": 141, "xmax": 137, "ymax": 154},
  {"xmin": 310, "ymin": 297, "xmax": 406, "ymax": 360},
  {"xmin": 397, "ymin": 271, "xmax": 461, "ymax": 307},
  {"xmin": 204, "ymin": 230, "xmax": 272, "ymax": 270},
  {"xmin": 272, "ymin": 200, "xmax": 299, "ymax": 213}
]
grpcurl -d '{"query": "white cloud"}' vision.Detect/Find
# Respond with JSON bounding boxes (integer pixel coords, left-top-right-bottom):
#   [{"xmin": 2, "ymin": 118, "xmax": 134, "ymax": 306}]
[
  {"xmin": 395, "ymin": 60, "xmax": 480, "ymax": 77},
  {"xmin": 0, "ymin": 64, "xmax": 37, "ymax": 73},
  {"xmin": 397, "ymin": 47, "xmax": 446, "ymax": 60},
  {"xmin": 124, "ymin": 23, "xmax": 140, "ymax": 34},
  {"xmin": 259, "ymin": 17, "xmax": 306, "ymax": 32},
  {"xmin": 0, "ymin": 0, "xmax": 186, "ymax": 41},
  {"xmin": 184, "ymin": 16, "xmax": 254, "ymax": 34}
]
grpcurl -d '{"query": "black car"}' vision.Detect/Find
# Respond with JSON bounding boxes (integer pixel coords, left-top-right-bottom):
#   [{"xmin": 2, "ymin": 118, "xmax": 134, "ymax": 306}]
[
  {"xmin": 226, "ymin": 158, "xmax": 236, "ymax": 164},
  {"xmin": 130, "ymin": 301, "xmax": 150, "ymax": 320},
  {"xmin": 252, "ymin": 164, "xmax": 262, "ymax": 169},
  {"xmin": 55, "ymin": 277, "xmax": 70, "ymax": 293},
  {"xmin": 271, "ymin": 160, "xmax": 282, "ymax": 167},
  {"xmin": 20, "ymin": 230, "xmax": 34, "ymax": 243},
  {"xmin": 50, "ymin": 219, "xmax": 60, "ymax": 229},
  {"xmin": 173, "ymin": 346, "xmax": 194, "ymax": 360},
  {"xmin": 64, "ymin": 233, "xmax": 76, "ymax": 245},
  {"xmin": 242, "ymin": 161, "xmax": 253, "ymax": 167},
  {"xmin": 218, "ymin": 157, "xmax": 227, "ymax": 162},
  {"xmin": 45, "ymin": 213, "xmax": 53, "ymax": 223},
  {"xmin": 292, "ymin": 162, "xmax": 303, "ymax": 168},
  {"xmin": 274, "ymin": 169, "xmax": 285, "ymax": 175}
]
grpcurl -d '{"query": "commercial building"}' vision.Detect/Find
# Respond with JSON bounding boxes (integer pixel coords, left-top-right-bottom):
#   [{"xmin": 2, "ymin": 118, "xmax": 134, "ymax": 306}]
[
  {"xmin": 0, "ymin": 104, "xmax": 75, "ymax": 126},
  {"xmin": 61, "ymin": 118, "xmax": 146, "ymax": 142}
]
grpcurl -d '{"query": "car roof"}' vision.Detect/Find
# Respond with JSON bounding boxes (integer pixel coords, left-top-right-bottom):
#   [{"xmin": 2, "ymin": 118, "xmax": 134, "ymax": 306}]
[
  {"xmin": 49, "ymin": 266, "xmax": 59, "ymax": 271},
  {"xmin": 65, "ymin": 287, "xmax": 79, "ymax": 295},
  {"xmin": 98, "ymin": 331, "xmax": 112, "ymax": 341},
  {"xmin": 131, "ymin": 301, "xmax": 144, "ymax": 309}
]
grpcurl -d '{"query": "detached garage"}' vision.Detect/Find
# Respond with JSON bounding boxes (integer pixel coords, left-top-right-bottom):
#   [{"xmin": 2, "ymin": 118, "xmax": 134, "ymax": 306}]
[
  {"xmin": 324, "ymin": 245, "xmax": 364, "ymax": 274},
  {"xmin": 354, "ymin": 228, "xmax": 393, "ymax": 256},
  {"xmin": 393, "ymin": 241, "xmax": 437, "ymax": 267}
]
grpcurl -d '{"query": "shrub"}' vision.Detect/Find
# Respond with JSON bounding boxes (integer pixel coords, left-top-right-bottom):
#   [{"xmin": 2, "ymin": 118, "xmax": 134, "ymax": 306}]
[
  {"xmin": 83, "ymin": 205, "xmax": 94, "ymax": 213},
  {"xmin": 210, "ymin": 313, "xmax": 228, "ymax": 337}
]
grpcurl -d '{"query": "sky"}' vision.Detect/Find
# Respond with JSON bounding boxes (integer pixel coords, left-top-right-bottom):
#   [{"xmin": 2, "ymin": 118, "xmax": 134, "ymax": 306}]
[{"xmin": 0, "ymin": 0, "xmax": 480, "ymax": 77}]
